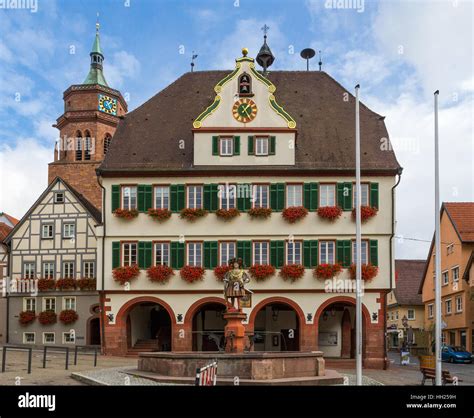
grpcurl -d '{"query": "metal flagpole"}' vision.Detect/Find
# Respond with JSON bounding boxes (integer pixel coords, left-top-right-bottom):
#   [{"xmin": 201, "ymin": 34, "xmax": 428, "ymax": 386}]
[
  {"xmin": 355, "ymin": 84, "xmax": 363, "ymax": 386},
  {"xmin": 434, "ymin": 90, "xmax": 442, "ymax": 385}
]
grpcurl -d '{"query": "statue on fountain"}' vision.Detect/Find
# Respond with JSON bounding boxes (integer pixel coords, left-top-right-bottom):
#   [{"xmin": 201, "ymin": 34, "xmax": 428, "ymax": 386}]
[{"xmin": 223, "ymin": 258, "xmax": 251, "ymax": 312}]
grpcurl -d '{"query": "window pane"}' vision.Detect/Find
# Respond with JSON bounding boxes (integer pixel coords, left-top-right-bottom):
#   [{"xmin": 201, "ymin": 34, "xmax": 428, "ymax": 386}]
[
  {"xmin": 254, "ymin": 185, "xmax": 269, "ymax": 208},
  {"xmin": 256, "ymin": 137, "xmax": 268, "ymax": 155},
  {"xmin": 287, "ymin": 185, "xmax": 303, "ymax": 207},
  {"xmin": 352, "ymin": 241, "xmax": 368, "ymax": 265},
  {"xmin": 287, "ymin": 242, "xmax": 302, "ymax": 264},
  {"xmin": 354, "ymin": 184, "xmax": 369, "ymax": 207},
  {"xmin": 320, "ymin": 185, "xmax": 335, "ymax": 207},
  {"xmin": 155, "ymin": 243, "xmax": 170, "ymax": 266},
  {"xmin": 123, "ymin": 186, "xmax": 137, "ymax": 210},
  {"xmin": 155, "ymin": 186, "xmax": 169, "ymax": 209},
  {"xmin": 220, "ymin": 184, "xmax": 236, "ymax": 209},
  {"xmin": 254, "ymin": 242, "xmax": 268, "ymax": 264},
  {"xmin": 220, "ymin": 242, "xmax": 236, "ymax": 265}
]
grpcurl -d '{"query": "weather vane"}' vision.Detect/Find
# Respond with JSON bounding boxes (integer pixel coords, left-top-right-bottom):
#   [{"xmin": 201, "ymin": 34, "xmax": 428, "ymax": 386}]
[
  {"xmin": 261, "ymin": 24, "xmax": 269, "ymax": 38},
  {"xmin": 96, "ymin": 12, "xmax": 100, "ymax": 32},
  {"xmin": 191, "ymin": 51, "xmax": 198, "ymax": 73}
]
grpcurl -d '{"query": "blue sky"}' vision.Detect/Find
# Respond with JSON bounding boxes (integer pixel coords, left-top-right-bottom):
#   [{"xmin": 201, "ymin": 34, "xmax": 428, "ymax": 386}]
[{"xmin": 0, "ymin": 0, "xmax": 473, "ymax": 259}]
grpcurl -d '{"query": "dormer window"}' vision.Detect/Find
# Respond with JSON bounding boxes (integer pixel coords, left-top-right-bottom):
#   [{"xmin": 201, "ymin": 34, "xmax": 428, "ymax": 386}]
[{"xmin": 238, "ymin": 73, "xmax": 252, "ymax": 95}]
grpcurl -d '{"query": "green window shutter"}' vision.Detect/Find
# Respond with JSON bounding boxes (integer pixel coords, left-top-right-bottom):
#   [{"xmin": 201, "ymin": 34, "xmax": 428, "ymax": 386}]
[
  {"xmin": 237, "ymin": 241, "xmax": 252, "ymax": 267},
  {"xmin": 204, "ymin": 184, "xmax": 219, "ymax": 211},
  {"xmin": 237, "ymin": 184, "xmax": 251, "ymax": 212},
  {"xmin": 137, "ymin": 185, "xmax": 145, "ymax": 212},
  {"xmin": 269, "ymin": 136, "xmax": 276, "ymax": 155},
  {"xmin": 212, "ymin": 136, "xmax": 219, "ymax": 156},
  {"xmin": 303, "ymin": 183, "xmax": 318, "ymax": 210},
  {"xmin": 270, "ymin": 184, "xmax": 278, "ymax": 211},
  {"xmin": 370, "ymin": 183, "xmax": 379, "ymax": 209},
  {"xmin": 145, "ymin": 185, "xmax": 153, "ymax": 211},
  {"xmin": 171, "ymin": 242, "xmax": 185, "ymax": 269},
  {"xmin": 111, "ymin": 185, "xmax": 120, "ymax": 212},
  {"xmin": 336, "ymin": 183, "xmax": 344, "ymax": 208},
  {"xmin": 337, "ymin": 183, "xmax": 352, "ymax": 210},
  {"xmin": 270, "ymin": 240, "xmax": 284, "ymax": 267},
  {"xmin": 204, "ymin": 241, "xmax": 218, "ymax": 269},
  {"xmin": 270, "ymin": 184, "xmax": 285, "ymax": 211},
  {"xmin": 370, "ymin": 240, "xmax": 378, "ymax": 266},
  {"xmin": 112, "ymin": 242, "xmax": 120, "ymax": 268},
  {"xmin": 145, "ymin": 242, "xmax": 152, "ymax": 268},
  {"xmin": 203, "ymin": 184, "xmax": 211, "ymax": 211},
  {"xmin": 248, "ymin": 136, "xmax": 254, "ymax": 155},
  {"xmin": 138, "ymin": 241, "xmax": 146, "ymax": 269},
  {"xmin": 211, "ymin": 184, "xmax": 218, "ymax": 211},
  {"xmin": 337, "ymin": 240, "xmax": 352, "ymax": 268},
  {"xmin": 170, "ymin": 184, "xmax": 185, "ymax": 212},
  {"xmin": 233, "ymin": 136, "xmax": 240, "ymax": 155},
  {"xmin": 303, "ymin": 240, "xmax": 318, "ymax": 268}
]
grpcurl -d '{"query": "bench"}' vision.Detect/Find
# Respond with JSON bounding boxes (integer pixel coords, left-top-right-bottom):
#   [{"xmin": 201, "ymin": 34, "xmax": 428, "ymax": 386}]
[{"xmin": 420, "ymin": 367, "xmax": 462, "ymax": 385}]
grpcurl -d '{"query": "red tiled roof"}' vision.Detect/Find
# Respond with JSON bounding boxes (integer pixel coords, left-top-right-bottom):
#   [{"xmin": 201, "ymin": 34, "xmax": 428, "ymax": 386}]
[
  {"xmin": 394, "ymin": 260, "xmax": 426, "ymax": 305},
  {"xmin": 0, "ymin": 212, "xmax": 19, "ymax": 226},
  {"xmin": 0, "ymin": 222, "xmax": 13, "ymax": 242},
  {"xmin": 444, "ymin": 202, "xmax": 474, "ymax": 242}
]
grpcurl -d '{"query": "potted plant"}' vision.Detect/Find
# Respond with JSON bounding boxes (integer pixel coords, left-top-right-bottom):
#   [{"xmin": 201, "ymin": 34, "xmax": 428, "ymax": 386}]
[
  {"xmin": 214, "ymin": 264, "xmax": 232, "ymax": 281},
  {"xmin": 147, "ymin": 265, "xmax": 174, "ymax": 284},
  {"xmin": 19, "ymin": 310, "xmax": 36, "ymax": 325},
  {"xmin": 352, "ymin": 206, "xmax": 378, "ymax": 222},
  {"xmin": 38, "ymin": 310, "xmax": 57, "ymax": 325},
  {"xmin": 180, "ymin": 265, "xmax": 205, "ymax": 283},
  {"xmin": 314, "ymin": 263, "xmax": 343, "ymax": 279},
  {"xmin": 349, "ymin": 263, "xmax": 378, "ymax": 281},
  {"xmin": 113, "ymin": 208, "xmax": 139, "ymax": 219},
  {"xmin": 147, "ymin": 208, "xmax": 172, "ymax": 222},
  {"xmin": 112, "ymin": 264, "xmax": 140, "ymax": 285},
  {"xmin": 317, "ymin": 206, "xmax": 343, "ymax": 221},
  {"xmin": 282, "ymin": 206, "xmax": 308, "ymax": 223},
  {"xmin": 56, "ymin": 278, "xmax": 76, "ymax": 290},
  {"xmin": 248, "ymin": 207, "xmax": 272, "ymax": 219},
  {"xmin": 59, "ymin": 309, "xmax": 79, "ymax": 325},
  {"xmin": 77, "ymin": 278, "xmax": 96, "ymax": 290},
  {"xmin": 215, "ymin": 208, "xmax": 240, "ymax": 221},
  {"xmin": 37, "ymin": 278, "xmax": 55, "ymax": 292},
  {"xmin": 279, "ymin": 264, "xmax": 305, "ymax": 282},
  {"xmin": 249, "ymin": 264, "xmax": 276, "ymax": 281},
  {"xmin": 179, "ymin": 208, "xmax": 208, "ymax": 222}
]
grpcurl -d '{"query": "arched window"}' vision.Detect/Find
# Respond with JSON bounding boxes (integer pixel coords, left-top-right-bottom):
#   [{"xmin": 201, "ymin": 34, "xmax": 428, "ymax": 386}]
[
  {"xmin": 84, "ymin": 130, "xmax": 91, "ymax": 161},
  {"xmin": 75, "ymin": 131, "xmax": 83, "ymax": 161},
  {"xmin": 103, "ymin": 134, "xmax": 112, "ymax": 155},
  {"xmin": 238, "ymin": 73, "xmax": 252, "ymax": 95}
]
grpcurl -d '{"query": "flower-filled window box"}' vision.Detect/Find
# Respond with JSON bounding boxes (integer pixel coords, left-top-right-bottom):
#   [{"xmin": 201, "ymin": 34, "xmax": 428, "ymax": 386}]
[
  {"xmin": 352, "ymin": 206, "xmax": 378, "ymax": 222},
  {"xmin": 215, "ymin": 208, "xmax": 240, "ymax": 221},
  {"xmin": 179, "ymin": 208, "xmax": 208, "ymax": 222},
  {"xmin": 349, "ymin": 264, "xmax": 378, "ymax": 281},
  {"xmin": 19, "ymin": 310, "xmax": 36, "ymax": 325},
  {"xmin": 214, "ymin": 265, "xmax": 232, "ymax": 281},
  {"xmin": 56, "ymin": 278, "xmax": 76, "ymax": 290},
  {"xmin": 248, "ymin": 207, "xmax": 272, "ymax": 219},
  {"xmin": 59, "ymin": 309, "xmax": 79, "ymax": 325},
  {"xmin": 113, "ymin": 265, "xmax": 140, "ymax": 285},
  {"xmin": 37, "ymin": 278, "xmax": 55, "ymax": 292},
  {"xmin": 282, "ymin": 206, "xmax": 308, "ymax": 224},
  {"xmin": 147, "ymin": 265, "xmax": 174, "ymax": 284},
  {"xmin": 314, "ymin": 263, "xmax": 343, "ymax": 280},
  {"xmin": 317, "ymin": 206, "xmax": 343, "ymax": 221},
  {"xmin": 113, "ymin": 209, "xmax": 139, "ymax": 219},
  {"xmin": 38, "ymin": 310, "xmax": 57, "ymax": 325},
  {"xmin": 249, "ymin": 264, "xmax": 276, "ymax": 281},
  {"xmin": 77, "ymin": 278, "xmax": 96, "ymax": 291},
  {"xmin": 180, "ymin": 265, "xmax": 205, "ymax": 283},
  {"xmin": 279, "ymin": 264, "xmax": 305, "ymax": 282},
  {"xmin": 147, "ymin": 208, "xmax": 172, "ymax": 222}
]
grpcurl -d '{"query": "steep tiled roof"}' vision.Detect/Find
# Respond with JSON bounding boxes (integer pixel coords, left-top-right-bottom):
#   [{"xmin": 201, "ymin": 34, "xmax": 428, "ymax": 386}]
[
  {"xmin": 99, "ymin": 71, "xmax": 401, "ymax": 174},
  {"xmin": 0, "ymin": 222, "xmax": 13, "ymax": 242},
  {"xmin": 394, "ymin": 260, "xmax": 425, "ymax": 305},
  {"xmin": 0, "ymin": 212, "xmax": 19, "ymax": 226},
  {"xmin": 444, "ymin": 202, "xmax": 474, "ymax": 242}
]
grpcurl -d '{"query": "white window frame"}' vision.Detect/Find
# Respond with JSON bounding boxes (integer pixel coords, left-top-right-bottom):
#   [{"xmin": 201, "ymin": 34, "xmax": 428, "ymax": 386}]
[
  {"xmin": 428, "ymin": 303, "xmax": 434, "ymax": 318},
  {"xmin": 63, "ymin": 297, "xmax": 76, "ymax": 311},
  {"xmin": 42, "ymin": 262, "xmax": 54, "ymax": 279},
  {"xmin": 187, "ymin": 185, "xmax": 203, "ymax": 209},
  {"xmin": 286, "ymin": 241, "xmax": 302, "ymax": 265},
  {"xmin": 445, "ymin": 299, "xmax": 452, "ymax": 315},
  {"xmin": 41, "ymin": 224, "xmax": 54, "ymax": 239},
  {"xmin": 219, "ymin": 242, "xmax": 236, "ymax": 266},
  {"xmin": 62, "ymin": 332, "xmax": 75, "ymax": 344},
  {"xmin": 407, "ymin": 309, "xmax": 415, "ymax": 320},
  {"xmin": 187, "ymin": 242, "xmax": 203, "ymax": 267},
  {"xmin": 319, "ymin": 241, "xmax": 336, "ymax": 265},
  {"xmin": 352, "ymin": 240, "xmax": 368, "ymax": 265},
  {"xmin": 154, "ymin": 186, "xmax": 170, "ymax": 210},
  {"xmin": 83, "ymin": 261, "xmax": 95, "ymax": 279},
  {"xmin": 255, "ymin": 136, "xmax": 269, "ymax": 156},
  {"xmin": 442, "ymin": 270, "xmax": 449, "ymax": 286},
  {"xmin": 319, "ymin": 184, "xmax": 336, "ymax": 207},
  {"xmin": 154, "ymin": 242, "xmax": 170, "ymax": 266},
  {"xmin": 452, "ymin": 266, "xmax": 459, "ymax": 282},
  {"xmin": 122, "ymin": 242, "xmax": 137, "ymax": 266},
  {"xmin": 63, "ymin": 223, "xmax": 75, "ymax": 239},
  {"xmin": 455, "ymin": 295, "xmax": 463, "ymax": 313},
  {"xmin": 219, "ymin": 184, "xmax": 236, "ymax": 210},
  {"xmin": 63, "ymin": 261, "xmax": 75, "ymax": 279},
  {"xmin": 43, "ymin": 332, "xmax": 55, "ymax": 344},
  {"xmin": 43, "ymin": 297, "xmax": 56, "ymax": 313},
  {"xmin": 219, "ymin": 137, "xmax": 234, "ymax": 156},
  {"xmin": 23, "ymin": 262, "xmax": 36, "ymax": 279},
  {"xmin": 253, "ymin": 184, "xmax": 269, "ymax": 208},
  {"xmin": 253, "ymin": 241, "xmax": 269, "ymax": 265},
  {"xmin": 286, "ymin": 184, "xmax": 303, "ymax": 207},
  {"xmin": 54, "ymin": 192, "xmax": 64, "ymax": 203},
  {"xmin": 23, "ymin": 332, "xmax": 35, "ymax": 344},
  {"xmin": 23, "ymin": 297, "xmax": 36, "ymax": 312},
  {"xmin": 353, "ymin": 183, "xmax": 369, "ymax": 207},
  {"xmin": 122, "ymin": 186, "xmax": 137, "ymax": 210}
]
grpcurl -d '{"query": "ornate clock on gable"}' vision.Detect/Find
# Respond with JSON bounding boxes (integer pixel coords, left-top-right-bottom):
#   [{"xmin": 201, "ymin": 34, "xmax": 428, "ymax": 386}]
[
  {"xmin": 98, "ymin": 94, "xmax": 117, "ymax": 115},
  {"xmin": 233, "ymin": 98, "xmax": 257, "ymax": 123}
]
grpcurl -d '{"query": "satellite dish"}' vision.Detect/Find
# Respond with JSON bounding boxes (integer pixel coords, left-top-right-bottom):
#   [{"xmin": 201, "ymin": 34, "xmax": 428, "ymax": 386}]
[{"xmin": 300, "ymin": 48, "xmax": 316, "ymax": 71}]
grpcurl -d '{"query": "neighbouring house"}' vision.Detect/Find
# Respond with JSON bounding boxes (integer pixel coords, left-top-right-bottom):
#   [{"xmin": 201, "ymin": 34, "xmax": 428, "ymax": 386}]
[
  {"xmin": 387, "ymin": 260, "xmax": 429, "ymax": 354},
  {"xmin": 420, "ymin": 202, "xmax": 474, "ymax": 352}
]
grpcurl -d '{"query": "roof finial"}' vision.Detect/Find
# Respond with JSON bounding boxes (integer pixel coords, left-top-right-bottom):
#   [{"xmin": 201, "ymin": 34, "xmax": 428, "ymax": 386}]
[
  {"xmin": 318, "ymin": 50, "xmax": 323, "ymax": 71},
  {"xmin": 191, "ymin": 51, "xmax": 198, "ymax": 72},
  {"xmin": 96, "ymin": 12, "xmax": 100, "ymax": 33},
  {"xmin": 256, "ymin": 24, "xmax": 275, "ymax": 76},
  {"xmin": 262, "ymin": 24, "xmax": 269, "ymax": 39}
]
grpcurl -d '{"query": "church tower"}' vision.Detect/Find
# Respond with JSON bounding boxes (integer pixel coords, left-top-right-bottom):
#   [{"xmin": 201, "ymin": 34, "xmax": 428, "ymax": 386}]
[{"xmin": 48, "ymin": 22, "xmax": 127, "ymax": 209}]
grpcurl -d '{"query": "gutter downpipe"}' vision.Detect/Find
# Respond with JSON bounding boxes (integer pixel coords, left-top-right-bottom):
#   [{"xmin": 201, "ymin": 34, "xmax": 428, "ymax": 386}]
[{"xmin": 96, "ymin": 170, "xmax": 107, "ymax": 355}]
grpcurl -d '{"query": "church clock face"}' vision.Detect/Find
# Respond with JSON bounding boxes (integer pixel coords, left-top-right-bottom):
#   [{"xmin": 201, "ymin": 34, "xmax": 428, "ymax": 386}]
[
  {"xmin": 232, "ymin": 98, "xmax": 257, "ymax": 123},
  {"xmin": 98, "ymin": 94, "xmax": 117, "ymax": 115}
]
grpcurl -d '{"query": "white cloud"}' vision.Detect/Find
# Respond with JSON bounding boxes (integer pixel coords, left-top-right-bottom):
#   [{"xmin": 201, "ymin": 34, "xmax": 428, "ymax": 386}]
[{"xmin": 106, "ymin": 50, "xmax": 141, "ymax": 88}]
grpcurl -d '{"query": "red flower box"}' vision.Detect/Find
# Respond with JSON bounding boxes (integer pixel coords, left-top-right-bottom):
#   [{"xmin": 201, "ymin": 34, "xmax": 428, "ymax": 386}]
[
  {"xmin": 180, "ymin": 266, "xmax": 205, "ymax": 283},
  {"xmin": 113, "ymin": 264, "xmax": 140, "ymax": 285},
  {"xmin": 314, "ymin": 263, "xmax": 343, "ymax": 279},
  {"xmin": 214, "ymin": 265, "xmax": 232, "ymax": 281},
  {"xmin": 349, "ymin": 264, "xmax": 378, "ymax": 281},
  {"xmin": 215, "ymin": 208, "xmax": 240, "ymax": 220},
  {"xmin": 248, "ymin": 207, "xmax": 272, "ymax": 219},
  {"xmin": 179, "ymin": 208, "xmax": 208, "ymax": 222},
  {"xmin": 147, "ymin": 208, "xmax": 172, "ymax": 222},
  {"xmin": 59, "ymin": 309, "xmax": 78, "ymax": 325},
  {"xmin": 56, "ymin": 278, "xmax": 76, "ymax": 290},
  {"xmin": 352, "ymin": 206, "xmax": 378, "ymax": 222},
  {"xmin": 249, "ymin": 264, "xmax": 276, "ymax": 281},
  {"xmin": 37, "ymin": 278, "xmax": 55, "ymax": 292},
  {"xmin": 19, "ymin": 310, "xmax": 36, "ymax": 325},
  {"xmin": 113, "ymin": 208, "xmax": 139, "ymax": 219},
  {"xmin": 317, "ymin": 206, "xmax": 343, "ymax": 221},
  {"xmin": 77, "ymin": 278, "xmax": 96, "ymax": 290},
  {"xmin": 282, "ymin": 206, "xmax": 308, "ymax": 223},
  {"xmin": 147, "ymin": 265, "xmax": 174, "ymax": 284},
  {"xmin": 279, "ymin": 264, "xmax": 305, "ymax": 282},
  {"xmin": 38, "ymin": 310, "xmax": 57, "ymax": 325}
]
